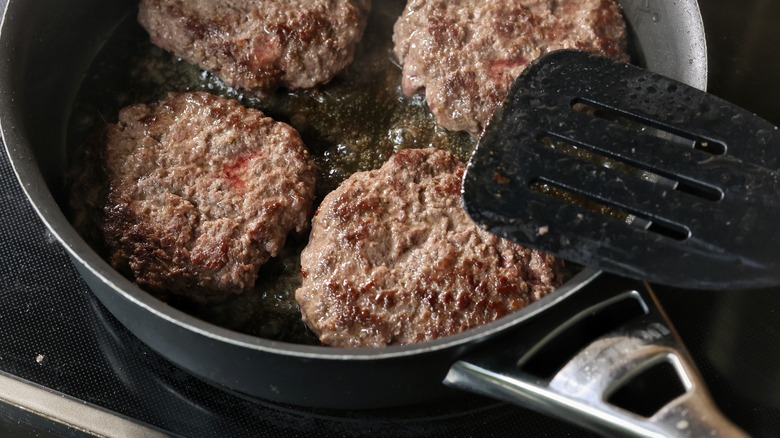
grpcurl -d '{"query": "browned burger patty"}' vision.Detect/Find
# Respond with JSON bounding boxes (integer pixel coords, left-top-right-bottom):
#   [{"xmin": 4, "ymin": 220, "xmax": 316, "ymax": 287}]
[
  {"xmin": 138, "ymin": 0, "xmax": 371, "ymax": 93},
  {"xmin": 393, "ymin": 0, "xmax": 629, "ymax": 135},
  {"xmin": 295, "ymin": 148, "xmax": 564, "ymax": 348},
  {"xmin": 99, "ymin": 92, "xmax": 316, "ymax": 303}
]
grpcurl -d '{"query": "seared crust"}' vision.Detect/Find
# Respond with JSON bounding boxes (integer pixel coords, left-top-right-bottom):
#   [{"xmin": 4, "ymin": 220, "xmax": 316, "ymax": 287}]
[
  {"xmin": 138, "ymin": 0, "xmax": 371, "ymax": 93},
  {"xmin": 295, "ymin": 148, "xmax": 563, "ymax": 347},
  {"xmin": 393, "ymin": 0, "xmax": 629, "ymax": 135},
  {"xmin": 100, "ymin": 92, "xmax": 316, "ymax": 303}
]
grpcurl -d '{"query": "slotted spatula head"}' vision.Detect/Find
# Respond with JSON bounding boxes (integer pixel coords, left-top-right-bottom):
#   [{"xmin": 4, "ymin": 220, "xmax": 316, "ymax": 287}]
[{"xmin": 463, "ymin": 50, "xmax": 780, "ymax": 290}]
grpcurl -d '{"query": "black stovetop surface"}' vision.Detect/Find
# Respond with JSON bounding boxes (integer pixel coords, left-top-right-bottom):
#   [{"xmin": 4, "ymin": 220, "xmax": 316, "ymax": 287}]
[{"xmin": 2, "ymin": 1, "xmax": 780, "ymax": 437}]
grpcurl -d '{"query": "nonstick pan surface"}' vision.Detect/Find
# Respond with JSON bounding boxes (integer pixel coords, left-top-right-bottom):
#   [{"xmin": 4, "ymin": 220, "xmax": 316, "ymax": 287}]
[{"xmin": 0, "ymin": 0, "xmax": 707, "ymax": 413}]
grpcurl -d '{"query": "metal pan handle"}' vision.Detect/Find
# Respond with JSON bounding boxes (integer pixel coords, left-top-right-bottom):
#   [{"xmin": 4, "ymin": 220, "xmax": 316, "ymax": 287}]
[{"xmin": 444, "ymin": 279, "xmax": 747, "ymax": 437}]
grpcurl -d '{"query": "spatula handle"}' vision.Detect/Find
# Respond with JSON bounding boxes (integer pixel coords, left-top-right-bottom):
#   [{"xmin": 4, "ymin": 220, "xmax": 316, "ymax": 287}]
[{"xmin": 445, "ymin": 281, "xmax": 747, "ymax": 437}]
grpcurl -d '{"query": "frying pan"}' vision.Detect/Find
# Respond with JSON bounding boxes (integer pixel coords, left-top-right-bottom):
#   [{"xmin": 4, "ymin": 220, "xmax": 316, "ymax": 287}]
[{"xmin": 0, "ymin": 0, "xmax": 737, "ymax": 435}]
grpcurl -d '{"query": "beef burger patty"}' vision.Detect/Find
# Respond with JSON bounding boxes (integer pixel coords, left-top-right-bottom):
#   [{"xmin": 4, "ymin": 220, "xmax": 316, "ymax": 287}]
[
  {"xmin": 138, "ymin": 0, "xmax": 371, "ymax": 93},
  {"xmin": 295, "ymin": 148, "xmax": 564, "ymax": 348},
  {"xmin": 97, "ymin": 92, "xmax": 316, "ymax": 303},
  {"xmin": 393, "ymin": 0, "xmax": 629, "ymax": 135}
]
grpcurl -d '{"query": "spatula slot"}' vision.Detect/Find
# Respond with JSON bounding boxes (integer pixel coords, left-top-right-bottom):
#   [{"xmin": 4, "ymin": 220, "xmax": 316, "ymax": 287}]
[
  {"xmin": 571, "ymin": 99, "xmax": 727, "ymax": 156},
  {"xmin": 538, "ymin": 135, "xmax": 724, "ymax": 203},
  {"xmin": 530, "ymin": 178, "xmax": 691, "ymax": 241},
  {"xmin": 539, "ymin": 135, "xmax": 674, "ymax": 188}
]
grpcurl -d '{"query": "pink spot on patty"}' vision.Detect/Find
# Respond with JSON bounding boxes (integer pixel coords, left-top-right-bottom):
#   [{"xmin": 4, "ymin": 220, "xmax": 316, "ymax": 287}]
[{"xmin": 222, "ymin": 151, "xmax": 258, "ymax": 188}]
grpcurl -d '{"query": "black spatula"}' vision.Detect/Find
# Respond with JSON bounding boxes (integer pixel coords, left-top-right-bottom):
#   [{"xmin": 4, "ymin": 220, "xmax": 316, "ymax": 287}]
[{"xmin": 462, "ymin": 50, "xmax": 780, "ymax": 290}]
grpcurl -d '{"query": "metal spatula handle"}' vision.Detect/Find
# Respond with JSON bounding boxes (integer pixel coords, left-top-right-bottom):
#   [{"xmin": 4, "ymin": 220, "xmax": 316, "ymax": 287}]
[
  {"xmin": 463, "ymin": 50, "xmax": 780, "ymax": 290},
  {"xmin": 445, "ymin": 280, "xmax": 747, "ymax": 437}
]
